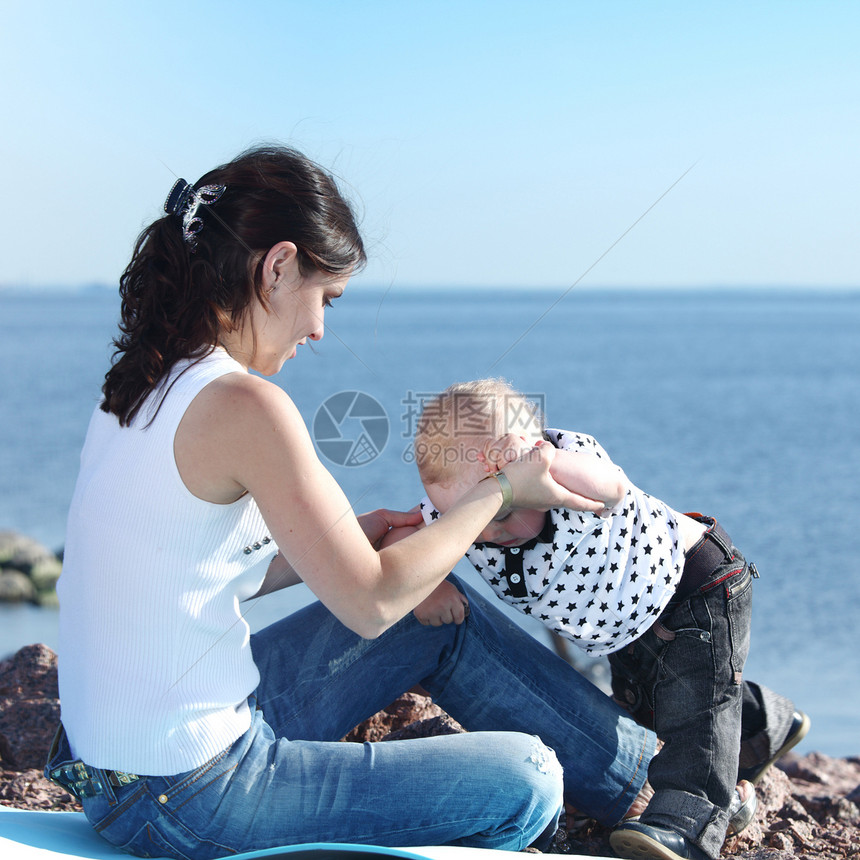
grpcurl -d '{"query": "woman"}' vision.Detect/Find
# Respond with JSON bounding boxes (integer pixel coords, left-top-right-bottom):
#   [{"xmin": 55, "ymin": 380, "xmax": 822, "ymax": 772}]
[{"xmin": 46, "ymin": 145, "xmax": 655, "ymax": 859}]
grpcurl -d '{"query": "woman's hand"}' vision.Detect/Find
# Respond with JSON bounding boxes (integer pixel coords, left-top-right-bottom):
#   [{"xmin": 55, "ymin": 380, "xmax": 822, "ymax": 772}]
[
  {"xmin": 488, "ymin": 439, "xmax": 606, "ymax": 513},
  {"xmin": 413, "ymin": 580, "xmax": 470, "ymax": 626},
  {"xmin": 358, "ymin": 508, "xmax": 424, "ymax": 549},
  {"xmin": 480, "ymin": 433, "xmax": 533, "ymax": 473},
  {"xmin": 482, "ymin": 434, "xmax": 625, "ymax": 513}
]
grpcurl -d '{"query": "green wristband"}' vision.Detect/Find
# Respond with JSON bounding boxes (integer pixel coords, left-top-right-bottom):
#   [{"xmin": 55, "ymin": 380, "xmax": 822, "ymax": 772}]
[{"xmin": 482, "ymin": 470, "xmax": 513, "ymax": 510}]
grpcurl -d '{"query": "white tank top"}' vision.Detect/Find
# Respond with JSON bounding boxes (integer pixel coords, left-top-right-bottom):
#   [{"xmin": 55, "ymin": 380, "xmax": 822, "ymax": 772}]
[{"xmin": 58, "ymin": 348, "xmax": 277, "ymax": 775}]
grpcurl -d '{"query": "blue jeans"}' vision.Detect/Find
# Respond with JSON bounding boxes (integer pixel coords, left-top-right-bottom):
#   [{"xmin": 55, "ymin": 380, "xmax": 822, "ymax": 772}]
[
  {"xmin": 608, "ymin": 541, "xmax": 754, "ymax": 859},
  {"xmin": 48, "ymin": 577, "xmax": 654, "ymax": 859}
]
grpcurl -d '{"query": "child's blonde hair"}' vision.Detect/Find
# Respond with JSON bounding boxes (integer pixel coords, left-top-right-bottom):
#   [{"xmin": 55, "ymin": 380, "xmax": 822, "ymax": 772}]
[{"xmin": 414, "ymin": 379, "xmax": 544, "ymax": 486}]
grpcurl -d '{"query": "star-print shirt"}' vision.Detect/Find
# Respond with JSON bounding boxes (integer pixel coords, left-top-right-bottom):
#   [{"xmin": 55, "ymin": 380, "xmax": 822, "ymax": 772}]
[{"xmin": 418, "ymin": 428, "xmax": 686, "ymax": 656}]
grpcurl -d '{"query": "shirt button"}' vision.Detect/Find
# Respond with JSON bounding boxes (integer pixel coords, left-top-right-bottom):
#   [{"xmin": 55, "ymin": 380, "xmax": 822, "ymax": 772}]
[
  {"xmin": 158, "ymin": 794, "xmax": 168, "ymax": 804},
  {"xmin": 510, "ymin": 574, "xmax": 522, "ymax": 583},
  {"xmin": 510, "ymin": 547, "xmax": 520, "ymax": 554}
]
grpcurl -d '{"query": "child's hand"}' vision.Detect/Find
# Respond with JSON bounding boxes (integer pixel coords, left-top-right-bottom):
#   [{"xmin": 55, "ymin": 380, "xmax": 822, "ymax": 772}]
[
  {"xmin": 360, "ymin": 507, "xmax": 423, "ymax": 550},
  {"xmin": 480, "ymin": 433, "xmax": 533, "ymax": 473},
  {"xmin": 413, "ymin": 580, "xmax": 470, "ymax": 626}
]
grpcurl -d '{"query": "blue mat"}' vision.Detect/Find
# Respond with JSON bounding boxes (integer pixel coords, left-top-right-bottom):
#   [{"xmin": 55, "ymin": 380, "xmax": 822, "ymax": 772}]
[{"xmin": 0, "ymin": 805, "xmax": 560, "ymax": 859}]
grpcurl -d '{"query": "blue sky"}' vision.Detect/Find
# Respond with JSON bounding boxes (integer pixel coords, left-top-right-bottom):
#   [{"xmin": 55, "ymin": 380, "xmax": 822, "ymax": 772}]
[{"xmin": 2, "ymin": 0, "xmax": 858, "ymax": 289}]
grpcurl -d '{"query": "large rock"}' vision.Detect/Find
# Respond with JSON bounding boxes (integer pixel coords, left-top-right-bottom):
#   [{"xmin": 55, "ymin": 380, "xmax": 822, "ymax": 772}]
[
  {"xmin": 0, "ymin": 643, "xmax": 61, "ymax": 770},
  {"xmin": 0, "ymin": 531, "xmax": 57, "ymax": 572},
  {"xmin": 0, "ymin": 570, "xmax": 38, "ymax": 603},
  {"xmin": 0, "ymin": 644, "xmax": 77, "ymax": 810},
  {"xmin": 342, "ymin": 690, "xmax": 449, "ymax": 742},
  {"xmin": 0, "ymin": 531, "xmax": 62, "ymax": 605}
]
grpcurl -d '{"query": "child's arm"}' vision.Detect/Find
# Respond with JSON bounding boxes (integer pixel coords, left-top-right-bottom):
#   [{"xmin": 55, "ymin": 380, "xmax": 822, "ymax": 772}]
[
  {"xmin": 484, "ymin": 434, "xmax": 628, "ymax": 513},
  {"xmin": 548, "ymin": 448, "xmax": 628, "ymax": 513}
]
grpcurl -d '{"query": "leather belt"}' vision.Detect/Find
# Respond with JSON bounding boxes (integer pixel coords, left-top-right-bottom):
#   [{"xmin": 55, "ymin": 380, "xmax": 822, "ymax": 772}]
[
  {"xmin": 48, "ymin": 760, "xmax": 140, "ymax": 799},
  {"xmin": 46, "ymin": 725, "xmax": 139, "ymax": 800}
]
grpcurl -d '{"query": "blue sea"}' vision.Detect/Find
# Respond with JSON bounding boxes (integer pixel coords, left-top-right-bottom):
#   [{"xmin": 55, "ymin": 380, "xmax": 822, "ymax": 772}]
[{"xmin": 1, "ymin": 286, "xmax": 858, "ymax": 756}]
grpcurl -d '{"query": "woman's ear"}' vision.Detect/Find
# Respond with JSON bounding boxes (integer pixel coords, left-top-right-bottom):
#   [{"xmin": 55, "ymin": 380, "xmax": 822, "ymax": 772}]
[{"xmin": 262, "ymin": 241, "xmax": 299, "ymax": 290}]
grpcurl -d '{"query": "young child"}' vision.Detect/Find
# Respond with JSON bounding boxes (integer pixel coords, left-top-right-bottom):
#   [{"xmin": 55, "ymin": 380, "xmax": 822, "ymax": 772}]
[{"xmin": 410, "ymin": 379, "xmax": 809, "ymax": 860}]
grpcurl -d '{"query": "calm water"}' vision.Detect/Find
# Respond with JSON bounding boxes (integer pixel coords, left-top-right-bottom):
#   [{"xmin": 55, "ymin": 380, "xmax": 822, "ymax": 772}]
[{"xmin": 1, "ymin": 286, "xmax": 858, "ymax": 755}]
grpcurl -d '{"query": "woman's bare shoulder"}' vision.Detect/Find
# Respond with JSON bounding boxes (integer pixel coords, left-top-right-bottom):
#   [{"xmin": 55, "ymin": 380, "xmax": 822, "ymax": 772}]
[
  {"xmin": 175, "ymin": 372, "xmax": 311, "ymax": 503},
  {"xmin": 191, "ymin": 371, "xmax": 303, "ymax": 429}
]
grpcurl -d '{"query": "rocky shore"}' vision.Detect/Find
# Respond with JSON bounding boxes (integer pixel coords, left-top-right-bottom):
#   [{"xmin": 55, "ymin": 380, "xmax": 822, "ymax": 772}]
[
  {"xmin": 0, "ymin": 531, "xmax": 61, "ymax": 606},
  {"xmin": 1, "ymin": 643, "xmax": 857, "ymax": 858}
]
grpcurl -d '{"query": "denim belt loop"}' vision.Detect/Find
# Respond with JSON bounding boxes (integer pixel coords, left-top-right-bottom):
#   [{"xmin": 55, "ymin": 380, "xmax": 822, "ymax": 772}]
[{"xmin": 675, "ymin": 514, "xmax": 736, "ymax": 600}]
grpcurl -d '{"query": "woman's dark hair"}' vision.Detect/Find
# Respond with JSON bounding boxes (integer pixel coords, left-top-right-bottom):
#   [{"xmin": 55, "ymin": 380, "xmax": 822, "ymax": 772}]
[{"xmin": 101, "ymin": 144, "xmax": 366, "ymax": 425}]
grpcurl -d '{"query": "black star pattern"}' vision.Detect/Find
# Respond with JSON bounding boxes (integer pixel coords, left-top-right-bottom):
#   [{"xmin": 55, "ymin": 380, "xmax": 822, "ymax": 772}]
[{"xmin": 450, "ymin": 429, "xmax": 689, "ymax": 657}]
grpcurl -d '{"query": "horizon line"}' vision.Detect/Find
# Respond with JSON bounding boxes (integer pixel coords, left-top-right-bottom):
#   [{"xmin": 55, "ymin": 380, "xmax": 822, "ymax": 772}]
[{"xmin": 2, "ymin": 282, "xmax": 859, "ymax": 296}]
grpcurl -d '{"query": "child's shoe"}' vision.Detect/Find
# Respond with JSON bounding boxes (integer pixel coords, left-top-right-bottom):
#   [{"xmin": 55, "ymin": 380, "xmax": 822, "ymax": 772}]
[
  {"xmin": 726, "ymin": 779, "xmax": 757, "ymax": 835},
  {"xmin": 738, "ymin": 710, "xmax": 811, "ymax": 784},
  {"xmin": 610, "ymin": 821, "xmax": 709, "ymax": 860}
]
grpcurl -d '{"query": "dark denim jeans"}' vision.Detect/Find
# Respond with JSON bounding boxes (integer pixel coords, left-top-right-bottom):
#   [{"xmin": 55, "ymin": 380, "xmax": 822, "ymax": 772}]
[
  {"xmin": 48, "ymin": 576, "xmax": 655, "ymax": 859},
  {"xmin": 609, "ymin": 545, "xmax": 754, "ymax": 858}
]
